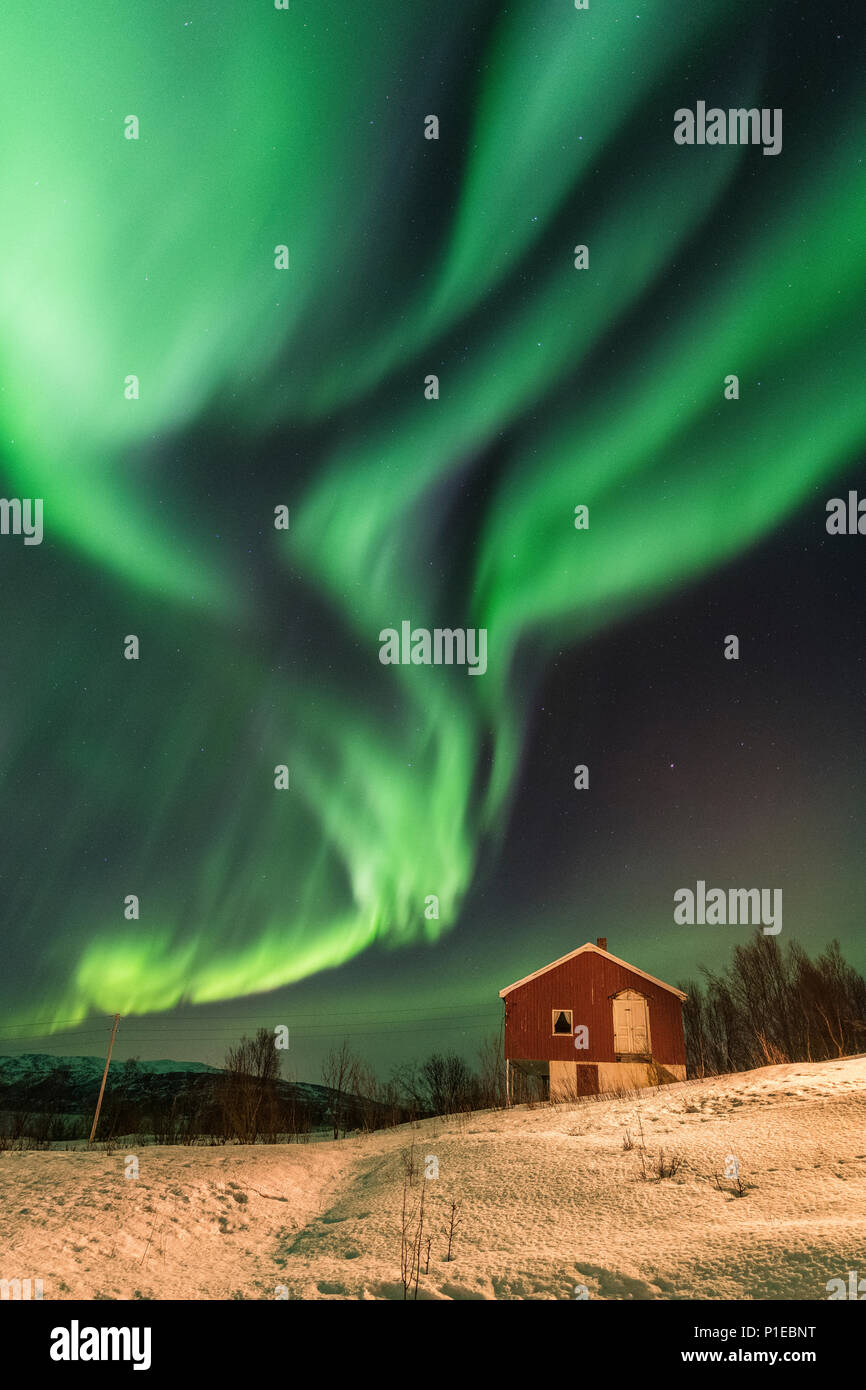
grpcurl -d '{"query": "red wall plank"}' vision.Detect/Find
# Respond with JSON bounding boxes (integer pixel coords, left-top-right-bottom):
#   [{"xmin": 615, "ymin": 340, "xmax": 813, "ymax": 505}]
[{"xmin": 503, "ymin": 950, "xmax": 685, "ymax": 1067}]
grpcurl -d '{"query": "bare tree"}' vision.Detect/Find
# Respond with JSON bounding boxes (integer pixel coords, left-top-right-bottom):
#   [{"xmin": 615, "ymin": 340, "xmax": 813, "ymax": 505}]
[
  {"xmin": 680, "ymin": 934, "xmax": 866, "ymax": 1077},
  {"xmin": 420, "ymin": 1052, "xmax": 480, "ymax": 1116},
  {"xmin": 220, "ymin": 1028, "xmax": 281, "ymax": 1143},
  {"xmin": 477, "ymin": 1032, "xmax": 506, "ymax": 1109},
  {"xmin": 321, "ymin": 1039, "xmax": 361, "ymax": 1139}
]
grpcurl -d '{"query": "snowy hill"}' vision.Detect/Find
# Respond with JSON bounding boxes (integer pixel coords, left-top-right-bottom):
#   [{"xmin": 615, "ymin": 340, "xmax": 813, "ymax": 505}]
[{"xmin": 1, "ymin": 1055, "xmax": 863, "ymax": 1300}]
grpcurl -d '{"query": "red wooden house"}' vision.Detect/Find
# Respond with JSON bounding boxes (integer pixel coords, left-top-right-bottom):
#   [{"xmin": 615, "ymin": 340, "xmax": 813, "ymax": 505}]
[{"xmin": 500, "ymin": 938, "xmax": 687, "ymax": 1101}]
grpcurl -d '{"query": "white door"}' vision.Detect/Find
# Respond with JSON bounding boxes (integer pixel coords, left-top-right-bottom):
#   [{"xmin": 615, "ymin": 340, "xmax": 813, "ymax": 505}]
[{"xmin": 612, "ymin": 990, "xmax": 651, "ymax": 1055}]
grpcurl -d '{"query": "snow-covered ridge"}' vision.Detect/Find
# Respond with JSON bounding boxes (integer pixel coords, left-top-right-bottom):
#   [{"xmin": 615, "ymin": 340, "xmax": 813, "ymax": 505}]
[{"xmin": 0, "ymin": 1053, "xmax": 222, "ymax": 1082}]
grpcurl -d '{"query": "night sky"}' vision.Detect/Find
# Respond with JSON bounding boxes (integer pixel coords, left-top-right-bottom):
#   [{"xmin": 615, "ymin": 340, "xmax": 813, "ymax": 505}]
[{"xmin": 1, "ymin": 0, "xmax": 865, "ymax": 1081}]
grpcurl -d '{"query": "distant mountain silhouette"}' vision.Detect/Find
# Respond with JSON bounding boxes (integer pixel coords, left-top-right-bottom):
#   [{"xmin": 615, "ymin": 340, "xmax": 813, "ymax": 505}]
[{"xmin": 0, "ymin": 1053, "xmax": 341, "ymax": 1128}]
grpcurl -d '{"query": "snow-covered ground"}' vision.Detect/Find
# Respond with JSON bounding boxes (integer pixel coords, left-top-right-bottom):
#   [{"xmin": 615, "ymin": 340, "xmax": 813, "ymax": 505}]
[{"xmin": 1, "ymin": 1057, "xmax": 864, "ymax": 1300}]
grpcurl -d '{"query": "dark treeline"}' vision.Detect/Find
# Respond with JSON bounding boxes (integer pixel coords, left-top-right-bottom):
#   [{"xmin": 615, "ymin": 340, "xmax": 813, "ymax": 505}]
[
  {"xmin": 679, "ymin": 934, "xmax": 866, "ymax": 1077},
  {"xmin": 206, "ymin": 1030, "xmax": 508, "ymax": 1142},
  {"xmin": 0, "ymin": 1046, "xmax": 318, "ymax": 1149},
  {"xmin": 0, "ymin": 1030, "xmax": 508, "ymax": 1148},
  {"xmin": 328, "ymin": 1033, "xmax": 507, "ymax": 1137}
]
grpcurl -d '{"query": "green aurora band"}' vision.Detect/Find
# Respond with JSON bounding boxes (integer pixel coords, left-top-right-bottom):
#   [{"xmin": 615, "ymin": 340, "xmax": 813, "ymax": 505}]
[{"xmin": 1, "ymin": 1, "xmax": 864, "ymax": 1027}]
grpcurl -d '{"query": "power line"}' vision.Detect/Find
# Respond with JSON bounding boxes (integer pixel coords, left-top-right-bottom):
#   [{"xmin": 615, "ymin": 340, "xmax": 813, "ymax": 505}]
[
  {"xmin": 0, "ymin": 1016, "xmax": 502, "ymax": 1052},
  {"xmin": 0, "ymin": 1011, "xmax": 500, "ymax": 1035},
  {"xmin": 0, "ymin": 1001, "xmax": 500, "ymax": 1033}
]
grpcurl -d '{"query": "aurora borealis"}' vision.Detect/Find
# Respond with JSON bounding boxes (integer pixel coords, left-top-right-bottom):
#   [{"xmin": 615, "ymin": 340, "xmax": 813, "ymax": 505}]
[{"xmin": 2, "ymin": 0, "xmax": 866, "ymax": 1072}]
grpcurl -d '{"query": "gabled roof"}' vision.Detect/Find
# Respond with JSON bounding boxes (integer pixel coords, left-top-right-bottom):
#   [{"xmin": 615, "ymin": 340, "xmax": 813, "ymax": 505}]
[{"xmin": 498, "ymin": 942, "xmax": 687, "ymax": 1001}]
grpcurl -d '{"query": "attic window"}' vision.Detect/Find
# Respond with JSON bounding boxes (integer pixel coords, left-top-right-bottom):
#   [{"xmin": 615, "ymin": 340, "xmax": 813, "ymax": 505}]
[{"xmin": 552, "ymin": 1009, "xmax": 573, "ymax": 1035}]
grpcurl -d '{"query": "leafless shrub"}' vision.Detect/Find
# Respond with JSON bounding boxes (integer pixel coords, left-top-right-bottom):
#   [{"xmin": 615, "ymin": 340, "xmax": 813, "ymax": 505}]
[
  {"xmin": 444, "ymin": 1199, "xmax": 461, "ymax": 1262},
  {"xmin": 400, "ymin": 1174, "xmax": 427, "ymax": 1300},
  {"xmin": 639, "ymin": 1146, "xmax": 683, "ymax": 1180},
  {"xmin": 712, "ymin": 1168, "xmax": 750, "ymax": 1198},
  {"xmin": 398, "ymin": 1139, "xmax": 420, "ymax": 1186}
]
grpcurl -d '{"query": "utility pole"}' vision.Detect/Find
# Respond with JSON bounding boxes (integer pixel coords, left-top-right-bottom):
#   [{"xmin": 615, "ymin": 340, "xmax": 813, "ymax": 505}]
[{"xmin": 89, "ymin": 1014, "xmax": 120, "ymax": 1146}]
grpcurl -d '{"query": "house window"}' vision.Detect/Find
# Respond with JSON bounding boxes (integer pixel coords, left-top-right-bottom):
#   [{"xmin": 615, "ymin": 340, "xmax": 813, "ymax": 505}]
[{"xmin": 552, "ymin": 1009, "xmax": 573, "ymax": 1035}]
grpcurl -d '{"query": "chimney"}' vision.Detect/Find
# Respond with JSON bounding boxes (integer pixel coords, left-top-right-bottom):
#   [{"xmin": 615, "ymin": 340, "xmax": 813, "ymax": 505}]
[{"xmin": 596, "ymin": 936, "xmax": 607, "ymax": 951}]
